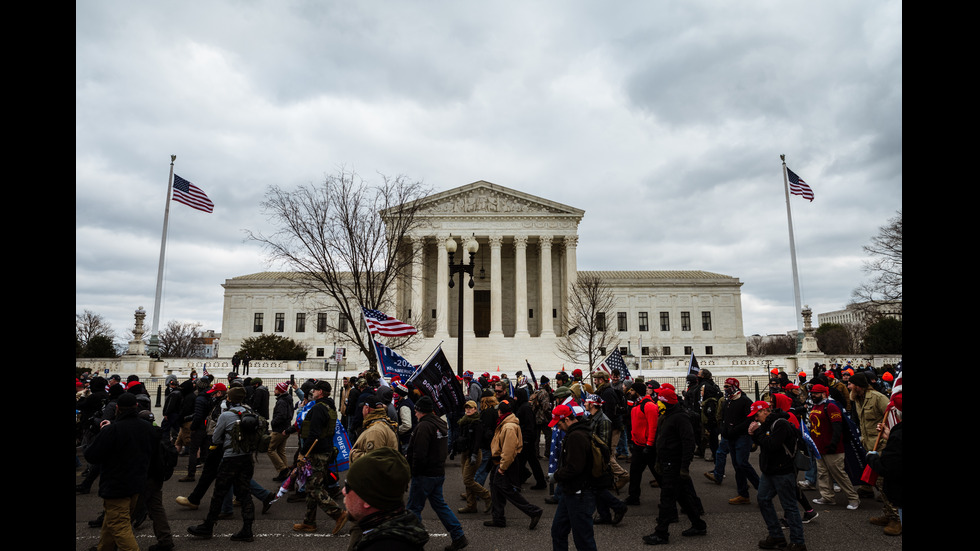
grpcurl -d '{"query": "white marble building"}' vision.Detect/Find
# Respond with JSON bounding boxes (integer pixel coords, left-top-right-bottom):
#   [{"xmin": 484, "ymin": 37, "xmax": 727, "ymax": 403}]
[{"xmin": 220, "ymin": 181, "xmax": 747, "ymax": 373}]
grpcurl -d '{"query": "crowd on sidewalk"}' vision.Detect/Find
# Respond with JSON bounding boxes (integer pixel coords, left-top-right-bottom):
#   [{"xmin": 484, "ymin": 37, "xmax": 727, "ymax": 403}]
[{"xmin": 76, "ymin": 359, "xmax": 902, "ymax": 550}]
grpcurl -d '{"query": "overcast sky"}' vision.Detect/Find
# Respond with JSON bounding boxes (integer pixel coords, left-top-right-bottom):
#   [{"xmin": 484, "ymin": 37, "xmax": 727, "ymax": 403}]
[{"xmin": 76, "ymin": 1, "xmax": 902, "ymax": 345}]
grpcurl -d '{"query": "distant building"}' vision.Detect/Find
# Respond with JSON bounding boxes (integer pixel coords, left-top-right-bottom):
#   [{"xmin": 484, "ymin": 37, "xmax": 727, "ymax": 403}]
[
  {"xmin": 817, "ymin": 301, "xmax": 902, "ymax": 327},
  {"xmin": 219, "ymin": 181, "xmax": 747, "ymax": 372}
]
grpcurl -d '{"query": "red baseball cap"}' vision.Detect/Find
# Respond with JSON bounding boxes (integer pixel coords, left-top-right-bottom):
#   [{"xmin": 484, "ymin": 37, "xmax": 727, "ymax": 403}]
[
  {"xmin": 548, "ymin": 404, "xmax": 575, "ymax": 427},
  {"xmin": 572, "ymin": 368, "xmax": 583, "ymax": 378},
  {"xmin": 748, "ymin": 400, "xmax": 770, "ymax": 417},
  {"xmin": 655, "ymin": 387, "xmax": 678, "ymax": 405},
  {"xmin": 207, "ymin": 383, "xmax": 228, "ymax": 394}
]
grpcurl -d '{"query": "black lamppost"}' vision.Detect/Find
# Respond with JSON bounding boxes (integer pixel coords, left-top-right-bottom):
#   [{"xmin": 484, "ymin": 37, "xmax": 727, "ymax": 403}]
[{"xmin": 446, "ymin": 234, "xmax": 479, "ymax": 376}]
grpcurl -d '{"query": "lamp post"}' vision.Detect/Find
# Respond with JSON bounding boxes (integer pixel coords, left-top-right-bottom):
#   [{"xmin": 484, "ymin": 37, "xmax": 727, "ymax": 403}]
[{"xmin": 447, "ymin": 234, "xmax": 479, "ymax": 376}]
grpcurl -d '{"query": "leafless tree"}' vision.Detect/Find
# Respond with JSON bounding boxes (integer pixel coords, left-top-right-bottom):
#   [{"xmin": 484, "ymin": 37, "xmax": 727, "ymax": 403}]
[
  {"xmin": 852, "ymin": 210, "xmax": 902, "ymax": 317},
  {"xmin": 556, "ymin": 275, "xmax": 618, "ymax": 371},
  {"xmin": 76, "ymin": 310, "xmax": 115, "ymax": 346},
  {"xmin": 158, "ymin": 320, "xmax": 207, "ymax": 358},
  {"xmin": 247, "ymin": 169, "xmax": 430, "ymax": 370}
]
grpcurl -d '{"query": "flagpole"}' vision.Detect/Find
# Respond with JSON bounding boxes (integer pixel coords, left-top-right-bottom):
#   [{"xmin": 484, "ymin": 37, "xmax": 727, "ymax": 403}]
[
  {"xmin": 407, "ymin": 341, "xmax": 444, "ymax": 384},
  {"xmin": 781, "ymin": 154, "xmax": 804, "ymax": 336},
  {"xmin": 148, "ymin": 155, "xmax": 176, "ymax": 357}
]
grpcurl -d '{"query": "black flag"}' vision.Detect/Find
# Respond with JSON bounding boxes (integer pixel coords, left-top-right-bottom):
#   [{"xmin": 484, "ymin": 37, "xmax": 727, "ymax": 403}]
[{"xmin": 408, "ymin": 346, "xmax": 465, "ymax": 417}]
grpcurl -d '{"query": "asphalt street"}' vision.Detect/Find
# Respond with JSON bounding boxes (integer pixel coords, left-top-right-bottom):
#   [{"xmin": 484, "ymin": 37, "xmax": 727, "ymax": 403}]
[{"xmin": 76, "ymin": 432, "xmax": 902, "ymax": 551}]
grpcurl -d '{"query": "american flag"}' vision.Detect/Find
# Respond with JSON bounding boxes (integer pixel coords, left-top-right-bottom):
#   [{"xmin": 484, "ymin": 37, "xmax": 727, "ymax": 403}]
[
  {"xmin": 362, "ymin": 307, "xmax": 418, "ymax": 337},
  {"xmin": 787, "ymin": 168, "xmax": 814, "ymax": 202},
  {"xmin": 885, "ymin": 363, "xmax": 902, "ymax": 428},
  {"xmin": 172, "ymin": 174, "xmax": 214, "ymax": 213},
  {"xmin": 596, "ymin": 348, "xmax": 630, "ymax": 379}
]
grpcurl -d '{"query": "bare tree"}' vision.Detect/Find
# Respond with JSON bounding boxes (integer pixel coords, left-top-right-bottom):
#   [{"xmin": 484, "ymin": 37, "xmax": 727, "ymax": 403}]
[
  {"xmin": 556, "ymin": 275, "xmax": 618, "ymax": 370},
  {"xmin": 852, "ymin": 210, "xmax": 902, "ymax": 316},
  {"xmin": 158, "ymin": 320, "xmax": 207, "ymax": 358},
  {"xmin": 76, "ymin": 310, "xmax": 115, "ymax": 347},
  {"xmin": 247, "ymin": 169, "xmax": 430, "ymax": 369}
]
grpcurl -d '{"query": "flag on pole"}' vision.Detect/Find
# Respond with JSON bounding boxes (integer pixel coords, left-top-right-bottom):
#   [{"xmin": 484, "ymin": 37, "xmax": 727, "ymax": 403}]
[
  {"xmin": 407, "ymin": 346, "xmax": 465, "ymax": 417},
  {"xmin": 688, "ymin": 352, "xmax": 700, "ymax": 376},
  {"xmin": 172, "ymin": 174, "xmax": 214, "ymax": 213},
  {"xmin": 373, "ymin": 340, "xmax": 417, "ymax": 381},
  {"xmin": 594, "ymin": 348, "xmax": 628, "ymax": 378},
  {"xmin": 362, "ymin": 307, "xmax": 418, "ymax": 337},
  {"xmin": 786, "ymin": 168, "xmax": 814, "ymax": 202},
  {"xmin": 525, "ymin": 360, "xmax": 539, "ymax": 390}
]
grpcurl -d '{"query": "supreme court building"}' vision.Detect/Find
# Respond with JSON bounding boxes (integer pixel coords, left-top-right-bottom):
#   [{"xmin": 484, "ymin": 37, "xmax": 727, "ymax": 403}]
[{"xmin": 220, "ymin": 181, "xmax": 747, "ymax": 373}]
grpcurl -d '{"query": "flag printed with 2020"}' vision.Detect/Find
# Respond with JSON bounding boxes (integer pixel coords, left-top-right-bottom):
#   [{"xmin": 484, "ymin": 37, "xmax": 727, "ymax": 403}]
[{"xmin": 362, "ymin": 307, "xmax": 418, "ymax": 337}]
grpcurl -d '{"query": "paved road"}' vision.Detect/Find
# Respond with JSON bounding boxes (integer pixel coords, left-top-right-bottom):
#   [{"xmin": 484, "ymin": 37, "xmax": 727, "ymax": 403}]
[{"xmin": 76, "ymin": 432, "xmax": 901, "ymax": 551}]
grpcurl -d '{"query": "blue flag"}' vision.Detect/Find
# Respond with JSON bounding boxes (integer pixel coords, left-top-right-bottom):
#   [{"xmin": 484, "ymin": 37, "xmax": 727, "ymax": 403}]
[{"xmin": 374, "ymin": 340, "xmax": 417, "ymax": 381}]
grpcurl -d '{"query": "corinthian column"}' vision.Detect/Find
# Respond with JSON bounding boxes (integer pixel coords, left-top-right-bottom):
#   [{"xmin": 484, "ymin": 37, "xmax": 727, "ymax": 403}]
[
  {"xmin": 489, "ymin": 235, "xmax": 503, "ymax": 337},
  {"xmin": 411, "ymin": 235, "xmax": 424, "ymax": 331},
  {"xmin": 539, "ymin": 235, "xmax": 555, "ymax": 338},
  {"xmin": 514, "ymin": 235, "xmax": 529, "ymax": 338},
  {"xmin": 435, "ymin": 233, "xmax": 450, "ymax": 338}
]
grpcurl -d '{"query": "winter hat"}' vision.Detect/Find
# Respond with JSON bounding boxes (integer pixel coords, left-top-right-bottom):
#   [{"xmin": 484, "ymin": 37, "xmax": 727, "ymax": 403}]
[
  {"xmin": 655, "ymin": 387, "xmax": 679, "ymax": 405},
  {"xmin": 276, "ymin": 382, "xmax": 290, "ymax": 393},
  {"xmin": 227, "ymin": 387, "xmax": 247, "ymax": 404},
  {"xmin": 415, "ymin": 395, "xmax": 434, "ymax": 414},
  {"xmin": 849, "ymin": 373, "xmax": 870, "ymax": 388},
  {"xmin": 345, "ymin": 447, "xmax": 410, "ymax": 510}
]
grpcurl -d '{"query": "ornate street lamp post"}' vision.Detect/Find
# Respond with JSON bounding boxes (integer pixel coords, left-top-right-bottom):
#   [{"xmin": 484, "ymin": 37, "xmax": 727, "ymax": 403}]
[{"xmin": 446, "ymin": 234, "xmax": 479, "ymax": 376}]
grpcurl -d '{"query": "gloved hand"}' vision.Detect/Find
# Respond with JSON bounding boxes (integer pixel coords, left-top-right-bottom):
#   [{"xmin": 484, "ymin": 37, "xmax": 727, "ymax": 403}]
[{"xmin": 470, "ymin": 453, "xmax": 478, "ymax": 464}]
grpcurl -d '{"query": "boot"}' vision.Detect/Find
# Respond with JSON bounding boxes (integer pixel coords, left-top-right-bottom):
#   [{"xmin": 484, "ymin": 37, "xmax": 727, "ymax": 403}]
[
  {"xmin": 187, "ymin": 520, "xmax": 215, "ymax": 539},
  {"xmin": 231, "ymin": 522, "xmax": 254, "ymax": 542},
  {"xmin": 883, "ymin": 519, "xmax": 902, "ymax": 536}
]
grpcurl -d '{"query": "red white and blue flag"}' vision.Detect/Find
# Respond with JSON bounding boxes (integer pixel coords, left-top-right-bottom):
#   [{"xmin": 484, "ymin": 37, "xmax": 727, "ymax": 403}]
[
  {"xmin": 786, "ymin": 168, "xmax": 814, "ymax": 202},
  {"xmin": 362, "ymin": 307, "xmax": 417, "ymax": 337},
  {"xmin": 172, "ymin": 174, "xmax": 214, "ymax": 213}
]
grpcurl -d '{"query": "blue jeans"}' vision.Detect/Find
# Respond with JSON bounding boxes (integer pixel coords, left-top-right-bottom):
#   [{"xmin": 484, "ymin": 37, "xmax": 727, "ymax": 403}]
[
  {"xmin": 804, "ymin": 455, "xmax": 817, "ymax": 485},
  {"xmin": 758, "ymin": 472, "xmax": 804, "ymax": 544},
  {"xmin": 407, "ymin": 475, "xmax": 464, "ymax": 541},
  {"xmin": 222, "ymin": 478, "xmax": 272, "ymax": 514},
  {"xmin": 474, "ymin": 448, "xmax": 492, "ymax": 486},
  {"xmin": 711, "ymin": 436, "xmax": 731, "ymax": 478},
  {"xmin": 551, "ymin": 485, "xmax": 597, "ymax": 551},
  {"xmin": 731, "ymin": 435, "xmax": 759, "ymax": 498}
]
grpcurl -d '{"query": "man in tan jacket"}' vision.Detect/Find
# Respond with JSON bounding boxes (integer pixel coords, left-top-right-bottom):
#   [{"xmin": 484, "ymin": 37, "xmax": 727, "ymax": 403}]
[
  {"xmin": 350, "ymin": 395, "xmax": 399, "ymax": 462},
  {"xmin": 485, "ymin": 398, "xmax": 543, "ymax": 530},
  {"xmin": 848, "ymin": 373, "xmax": 900, "ymax": 535}
]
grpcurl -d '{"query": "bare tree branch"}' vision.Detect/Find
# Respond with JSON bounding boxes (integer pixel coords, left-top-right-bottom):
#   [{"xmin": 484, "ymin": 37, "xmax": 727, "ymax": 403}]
[
  {"xmin": 556, "ymin": 275, "xmax": 619, "ymax": 369},
  {"xmin": 852, "ymin": 210, "xmax": 902, "ymax": 315}
]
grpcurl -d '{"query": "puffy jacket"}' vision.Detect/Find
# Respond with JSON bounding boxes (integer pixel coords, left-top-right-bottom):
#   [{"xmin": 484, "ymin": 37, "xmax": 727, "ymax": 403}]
[
  {"xmin": 490, "ymin": 413, "xmax": 522, "ymax": 471},
  {"xmin": 630, "ymin": 395, "xmax": 659, "ymax": 447},
  {"xmin": 407, "ymin": 413, "xmax": 449, "ymax": 477},
  {"xmin": 751, "ymin": 409, "xmax": 798, "ymax": 476},
  {"xmin": 84, "ymin": 407, "xmax": 156, "ymax": 498}
]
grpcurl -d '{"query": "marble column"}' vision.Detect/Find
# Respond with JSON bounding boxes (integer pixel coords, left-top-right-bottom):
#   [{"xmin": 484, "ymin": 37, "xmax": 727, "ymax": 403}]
[
  {"xmin": 563, "ymin": 235, "xmax": 579, "ymax": 337},
  {"xmin": 539, "ymin": 235, "xmax": 555, "ymax": 337},
  {"xmin": 513, "ymin": 235, "xmax": 529, "ymax": 338},
  {"xmin": 411, "ymin": 235, "xmax": 424, "ymax": 331},
  {"xmin": 435, "ymin": 233, "xmax": 450, "ymax": 338},
  {"xmin": 489, "ymin": 235, "xmax": 504, "ymax": 337}
]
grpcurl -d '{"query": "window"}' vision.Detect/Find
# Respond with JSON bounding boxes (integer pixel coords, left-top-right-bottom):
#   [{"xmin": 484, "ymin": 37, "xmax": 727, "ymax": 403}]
[
  {"xmin": 317, "ymin": 313, "xmax": 327, "ymax": 332},
  {"xmin": 599, "ymin": 347, "xmax": 606, "ymax": 356},
  {"xmin": 296, "ymin": 313, "xmax": 306, "ymax": 332},
  {"xmin": 641, "ymin": 346, "xmax": 650, "ymax": 356},
  {"xmin": 660, "ymin": 312, "xmax": 670, "ymax": 331},
  {"xmin": 553, "ymin": 309, "xmax": 557, "ymax": 318},
  {"xmin": 316, "ymin": 347, "xmax": 324, "ymax": 357},
  {"xmin": 702, "ymin": 312, "xmax": 712, "ymax": 331},
  {"xmin": 684, "ymin": 346, "xmax": 693, "ymax": 355},
  {"xmin": 617, "ymin": 312, "xmax": 627, "ymax": 332},
  {"xmin": 529, "ymin": 309, "xmax": 534, "ymax": 318},
  {"xmin": 681, "ymin": 311, "xmax": 691, "ymax": 331},
  {"xmin": 275, "ymin": 313, "xmax": 285, "ymax": 332},
  {"xmin": 338, "ymin": 314, "xmax": 349, "ymax": 333},
  {"xmin": 619, "ymin": 346, "xmax": 628, "ymax": 355},
  {"xmin": 596, "ymin": 312, "xmax": 606, "ymax": 331},
  {"xmin": 253, "ymin": 313, "xmax": 263, "ymax": 332},
  {"xmin": 662, "ymin": 346, "xmax": 671, "ymax": 356},
  {"xmin": 431, "ymin": 309, "xmax": 437, "ymax": 319},
  {"xmin": 705, "ymin": 346, "xmax": 714, "ymax": 355},
  {"xmin": 639, "ymin": 312, "xmax": 649, "ymax": 331}
]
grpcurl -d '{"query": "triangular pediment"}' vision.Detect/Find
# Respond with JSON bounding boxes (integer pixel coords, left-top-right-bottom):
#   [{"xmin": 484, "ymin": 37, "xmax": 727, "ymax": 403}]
[{"xmin": 416, "ymin": 181, "xmax": 585, "ymax": 218}]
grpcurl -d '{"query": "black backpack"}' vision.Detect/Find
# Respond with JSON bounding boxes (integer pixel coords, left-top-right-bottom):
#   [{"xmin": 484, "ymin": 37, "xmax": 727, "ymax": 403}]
[
  {"xmin": 158, "ymin": 436, "xmax": 179, "ymax": 481},
  {"xmin": 230, "ymin": 405, "xmax": 271, "ymax": 454}
]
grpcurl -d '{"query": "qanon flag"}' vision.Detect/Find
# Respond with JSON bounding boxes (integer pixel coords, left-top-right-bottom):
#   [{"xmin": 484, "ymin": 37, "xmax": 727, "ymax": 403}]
[{"xmin": 407, "ymin": 346, "xmax": 465, "ymax": 418}]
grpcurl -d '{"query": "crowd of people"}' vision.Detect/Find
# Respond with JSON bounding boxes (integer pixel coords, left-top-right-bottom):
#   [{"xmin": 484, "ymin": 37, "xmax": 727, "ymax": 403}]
[{"xmin": 76, "ymin": 359, "xmax": 902, "ymax": 550}]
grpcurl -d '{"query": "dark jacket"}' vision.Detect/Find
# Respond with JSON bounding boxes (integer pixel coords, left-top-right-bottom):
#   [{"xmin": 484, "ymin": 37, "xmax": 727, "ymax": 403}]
[
  {"xmin": 654, "ymin": 403, "xmax": 696, "ymax": 472},
  {"xmin": 271, "ymin": 391, "xmax": 295, "ymax": 433},
  {"xmin": 867, "ymin": 421, "xmax": 902, "ymax": 506},
  {"xmin": 84, "ymin": 407, "xmax": 157, "ymax": 498},
  {"xmin": 304, "ymin": 397, "xmax": 338, "ymax": 454},
  {"xmin": 554, "ymin": 420, "xmax": 593, "ymax": 493},
  {"xmin": 751, "ymin": 409, "xmax": 798, "ymax": 476},
  {"xmin": 514, "ymin": 388, "xmax": 536, "ymax": 445},
  {"xmin": 190, "ymin": 392, "xmax": 212, "ymax": 431},
  {"xmin": 720, "ymin": 392, "xmax": 753, "ymax": 440},
  {"xmin": 457, "ymin": 412, "xmax": 484, "ymax": 455},
  {"xmin": 407, "ymin": 413, "xmax": 448, "ymax": 477},
  {"xmin": 251, "ymin": 384, "xmax": 270, "ymax": 419}
]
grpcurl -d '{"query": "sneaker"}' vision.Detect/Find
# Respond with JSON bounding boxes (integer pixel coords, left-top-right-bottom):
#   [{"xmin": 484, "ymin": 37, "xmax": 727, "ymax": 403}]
[
  {"xmin": 758, "ymin": 535, "xmax": 788, "ymax": 549},
  {"xmin": 797, "ymin": 480, "xmax": 815, "ymax": 490},
  {"xmin": 780, "ymin": 518, "xmax": 789, "ymax": 529},
  {"xmin": 175, "ymin": 496, "xmax": 198, "ymax": 510},
  {"xmin": 833, "ymin": 483, "xmax": 841, "ymax": 492},
  {"xmin": 612, "ymin": 507, "xmax": 627, "ymax": 526},
  {"xmin": 802, "ymin": 510, "xmax": 818, "ymax": 523},
  {"xmin": 846, "ymin": 501, "xmax": 860, "ymax": 510},
  {"xmin": 729, "ymin": 495, "xmax": 751, "ymax": 505},
  {"xmin": 812, "ymin": 497, "xmax": 835, "ymax": 506},
  {"xmin": 529, "ymin": 511, "xmax": 543, "ymax": 530}
]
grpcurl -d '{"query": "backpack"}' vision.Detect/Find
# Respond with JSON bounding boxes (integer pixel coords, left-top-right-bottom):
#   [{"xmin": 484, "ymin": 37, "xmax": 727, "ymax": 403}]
[
  {"xmin": 701, "ymin": 397, "xmax": 719, "ymax": 428},
  {"xmin": 230, "ymin": 405, "xmax": 270, "ymax": 454},
  {"xmin": 588, "ymin": 432, "xmax": 613, "ymax": 489},
  {"xmin": 158, "ymin": 435, "xmax": 179, "ymax": 481}
]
